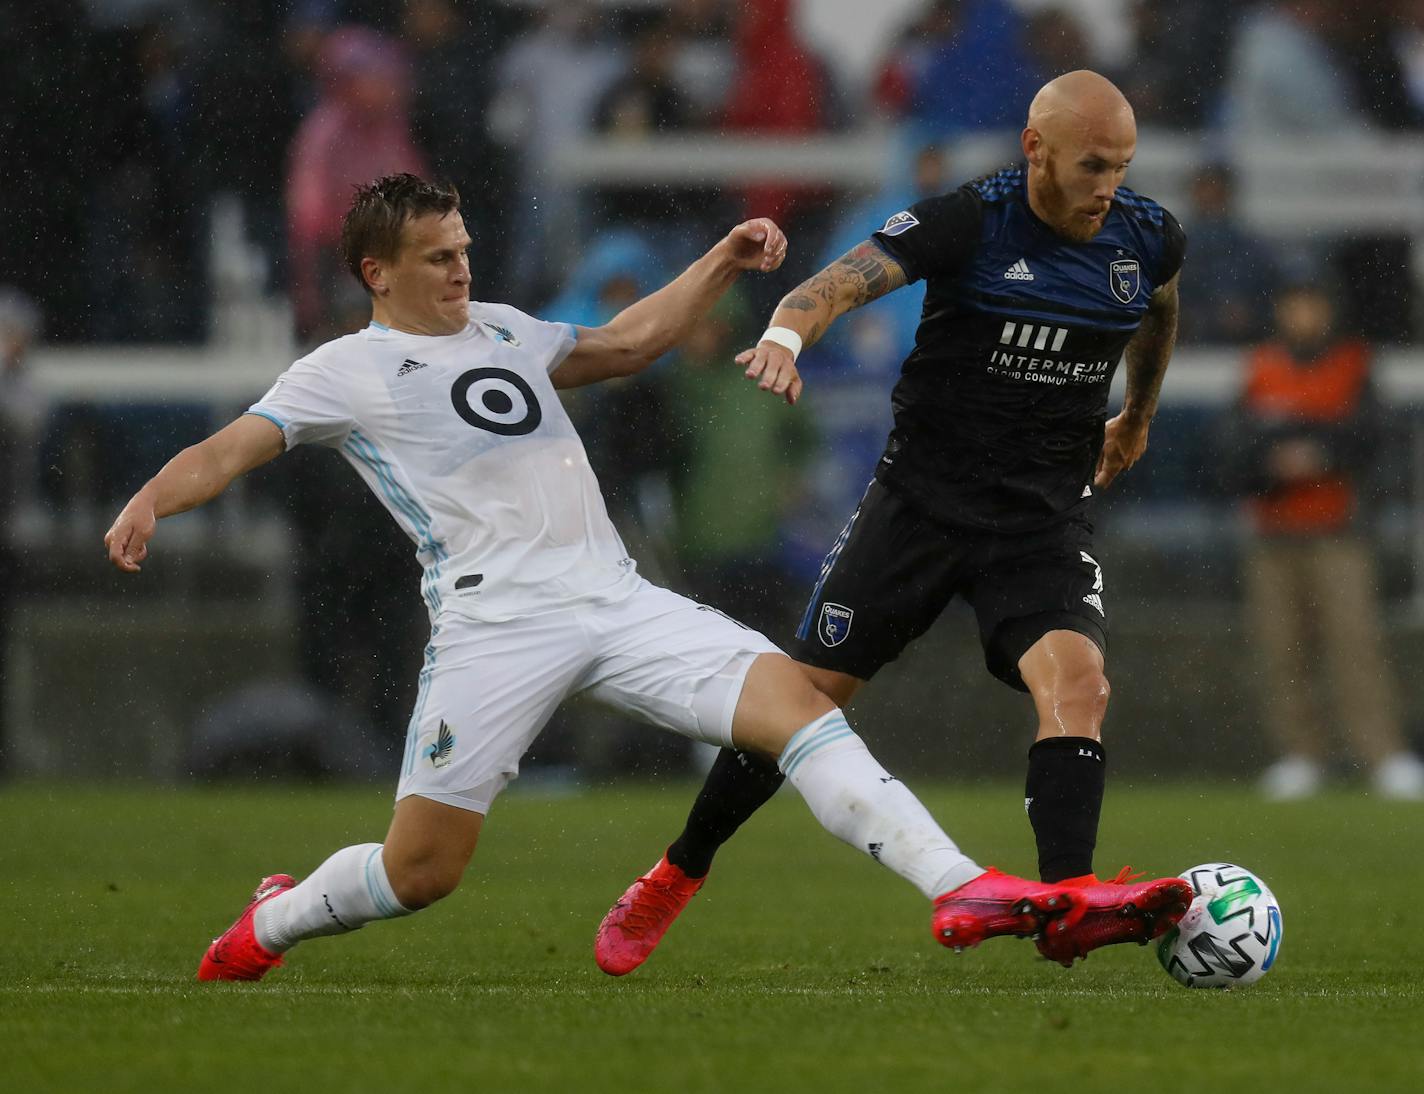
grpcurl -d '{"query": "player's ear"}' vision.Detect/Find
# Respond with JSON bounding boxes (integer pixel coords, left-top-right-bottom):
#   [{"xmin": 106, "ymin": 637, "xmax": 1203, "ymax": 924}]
[
  {"xmin": 1021, "ymin": 126, "xmax": 1044, "ymax": 167},
  {"xmin": 362, "ymin": 256, "xmax": 389, "ymax": 296}
]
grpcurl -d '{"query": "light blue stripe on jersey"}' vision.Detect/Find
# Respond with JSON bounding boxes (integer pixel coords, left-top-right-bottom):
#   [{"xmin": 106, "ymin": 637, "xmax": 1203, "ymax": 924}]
[
  {"xmin": 343, "ymin": 429, "xmax": 449, "ymax": 617},
  {"xmin": 245, "ymin": 409, "xmax": 288, "ymax": 431},
  {"xmin": 795, "ymin": 484, "xmax": 870, "ymax": 641},
  {"xmin": 779, "ymin": 712, "xmax": 856, "ymax": 777},
  {"xmin": 402, "ymin": 632, "xmax": 439, "ymax": 777}
]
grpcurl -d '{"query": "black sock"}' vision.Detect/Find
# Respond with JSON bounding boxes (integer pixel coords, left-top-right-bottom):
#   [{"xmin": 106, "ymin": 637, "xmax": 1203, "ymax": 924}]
[
  {"xmin": 666, "ymin": 749, "xmax": 785, "ymax": 878},
  {"xmin": 1024, "ymin": 737, "xmax": 1106, "ymax": 883}
]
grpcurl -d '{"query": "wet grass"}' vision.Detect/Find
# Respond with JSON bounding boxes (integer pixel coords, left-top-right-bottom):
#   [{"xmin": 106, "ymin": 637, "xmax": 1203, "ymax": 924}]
[{"xmin": 2, "ymin": 780, "xmax": 1420, "ymax": 1093}]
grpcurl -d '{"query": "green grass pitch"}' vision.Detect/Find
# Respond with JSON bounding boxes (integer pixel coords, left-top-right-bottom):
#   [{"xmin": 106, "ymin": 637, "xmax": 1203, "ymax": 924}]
[{"xmin": 2, "ymin": 780, "xmax": 1421, "ymax": 1093}]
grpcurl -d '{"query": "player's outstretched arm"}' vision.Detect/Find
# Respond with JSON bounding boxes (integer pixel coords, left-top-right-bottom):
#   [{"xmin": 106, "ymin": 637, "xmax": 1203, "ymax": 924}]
[
  {"xmin": 1095, "ymin": 272, "xmax": 1180, "ymax": 489},
  {"xmin": 551, "ymin": 218, "xmax": 787, "ymax": 390},
  {"xmin": 740, "ymin": 240, "xmax": 908, "ymax": 405},
  {"xmin": 104, "ymin": 414, "xmax": 286, "ymax": 573}
]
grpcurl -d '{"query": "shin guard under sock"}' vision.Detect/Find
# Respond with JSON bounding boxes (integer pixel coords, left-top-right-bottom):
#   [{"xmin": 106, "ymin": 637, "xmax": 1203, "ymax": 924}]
[{"xmin": 1024, "ymin": 737, "xmax": 1106, "ymax": 882}]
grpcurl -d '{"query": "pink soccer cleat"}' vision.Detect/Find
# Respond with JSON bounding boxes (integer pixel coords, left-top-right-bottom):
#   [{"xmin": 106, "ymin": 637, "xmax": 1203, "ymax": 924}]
[
  {"xmin": 1034, "ymin": 867, "xmax": 1194, "ymax": 967},
  {"xmin": 196, "ymin": 873, "xmax": 295, "ymax": 982},
  {"xmin": 932, "ymin": 867, "xmax": 1081, "ymax": 951},
  {"xmin": 595, "ymin": 855, "xmax": 706, "ymax": 976}
]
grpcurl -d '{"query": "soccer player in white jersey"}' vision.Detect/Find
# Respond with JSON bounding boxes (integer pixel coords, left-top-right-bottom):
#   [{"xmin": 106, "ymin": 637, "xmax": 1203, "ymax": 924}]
[{"xmin": 105, "ymin": 174, "xmax": 1084, "ymax": 981}]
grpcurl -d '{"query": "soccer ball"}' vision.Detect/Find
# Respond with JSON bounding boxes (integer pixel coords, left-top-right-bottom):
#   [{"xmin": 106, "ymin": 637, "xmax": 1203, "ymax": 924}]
[{"xmin": 1156, "ymin": 863, "xmax": 1283, "ymax": 989}]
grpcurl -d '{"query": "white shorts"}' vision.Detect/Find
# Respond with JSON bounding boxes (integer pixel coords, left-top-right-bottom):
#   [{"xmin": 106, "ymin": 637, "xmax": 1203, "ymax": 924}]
[{"xmin": 394, "ymin": 579, "xmax": 782, "ymax": 813}]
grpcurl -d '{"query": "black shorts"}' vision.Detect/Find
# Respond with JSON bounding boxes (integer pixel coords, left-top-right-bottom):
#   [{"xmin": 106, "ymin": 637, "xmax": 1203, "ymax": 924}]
[{"xmin": 788, "ymin": 479, "xmax": 1107, "ymax": 691}]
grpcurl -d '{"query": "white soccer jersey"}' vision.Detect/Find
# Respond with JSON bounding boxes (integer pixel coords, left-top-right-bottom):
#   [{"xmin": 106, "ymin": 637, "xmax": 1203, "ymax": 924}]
[{"xmin": 249, "ymin": 302, "xmax": 640, "ymax": 622}]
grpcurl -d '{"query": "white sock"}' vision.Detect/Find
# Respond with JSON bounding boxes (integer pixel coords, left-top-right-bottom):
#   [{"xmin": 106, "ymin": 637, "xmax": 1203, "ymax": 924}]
[
  {"xmin": 254, "ymin": 843, "xmax": 412, "ymax": 953},
  {"xmin": 778, "ymin": 711, "xmax": 984, "ymax": 899}
]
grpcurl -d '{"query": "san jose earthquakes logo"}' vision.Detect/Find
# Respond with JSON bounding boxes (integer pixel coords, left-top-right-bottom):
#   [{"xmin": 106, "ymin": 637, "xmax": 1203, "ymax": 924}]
[
  {"xmin": 819, "ymin": 603, "xmax": 854, "ymax": 647},
  {"xmin": 1109, "ymin": 258, "xmax": 1140, "ymax": 304},
  {"xmin": 880, "ymin": 211, "xmax": 919, "ymax": 237}
]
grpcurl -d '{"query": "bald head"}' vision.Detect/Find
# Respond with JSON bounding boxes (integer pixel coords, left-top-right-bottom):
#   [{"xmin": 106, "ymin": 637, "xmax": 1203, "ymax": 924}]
[
  {"xmin": 1022, "ymin": 71, "xmax": 1137, "ymax": 242},
  {"xmin": 1027, "ymin": 70, "xmax": 1135, "ymax": 147}
]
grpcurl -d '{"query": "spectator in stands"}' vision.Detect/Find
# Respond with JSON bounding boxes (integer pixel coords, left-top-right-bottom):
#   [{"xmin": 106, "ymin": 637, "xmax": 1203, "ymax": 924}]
[
  {"xmin": 723, "ymin": 0, "xmax": 836, "ymax": 312},
  {"xmin": 1337, "ymin": 0, "xmax": 1422, "ymax": 129},
  {"xmin": 597, "ymin": 16, "xmax": 691, "ymax": 140},
  {"xmin": 286, "ymin": 26, "xmax": 428, "ymax": 343},
  {"xmin": 1115, "ymin": 0, "xmax": 1234, "ymax": 127},
  {"xmin": 872, "ymin": 1, "xmax": 960, "ymax": 120},
  {"xmin": 1176, "ymin": 164, "xmax": 1277, "ymax": 345},
  {"xmin": 1222, "ymin": 0, "xmax": 1372, "ymax": 137},
  {"xmin": 490, "ymin": 3, "xmax": 626, "ymax": 303},
  {"xmin": 880, "ymin": 0, "xmax": 1042, "ymax": 135},
  {"xmin": 0, "ymin": 288, "xmax": 45, "ymax": 524},
  {"xmin": 1022, "ymin": 7, "xmax": 1094, "ymax": 79},
  {"xmin": 403, "ymin": 0, "xmax": 520, "ymax": 295},
  {"xmin": 723, "ymin": 0, "xmax": 832, "ymax": 230},
  {"xmin": 1396, "ymin": 0, "xmax": 1424, "ymax": 118},
  {"xmin": 593, "ymin": 15, "xmax": 718, "ymax": 239},
  {"xmin": 84, "ymin": 17, "xmax": 206, "ymax": 342},
  {"xmin": 0, "ymin": 287, "xmax": 46, "ymax": 773},
  {"xmin": 662, "ymin": 288, "xmax": 816, "ymax": 640},
  {"xmin": 666, "ymin": 0, "xmax": 735, "ymax": 126},
  {"xmin": 191, "ymin": 4, "xmax": 302, "ymax": 298},
  {"xmin": 1220, "ymin": 274, "xmax": 1424, "ymax": 800}
]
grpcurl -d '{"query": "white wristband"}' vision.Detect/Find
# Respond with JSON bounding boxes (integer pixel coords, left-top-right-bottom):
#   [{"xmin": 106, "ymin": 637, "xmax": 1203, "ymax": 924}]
[{"xmin": 758, "ymin": 326, "xmax": 803, "ymax": 362}]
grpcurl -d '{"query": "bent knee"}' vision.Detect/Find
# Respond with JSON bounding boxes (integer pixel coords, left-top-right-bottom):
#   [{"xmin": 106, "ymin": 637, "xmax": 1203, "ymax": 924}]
[
  {"xmin": 387, "ymin": 861, "xmax": 464, "ymax": 910},
  {"xmin": 1065, "ymin": 667, "xmax": 1111, "ymax": 718}
]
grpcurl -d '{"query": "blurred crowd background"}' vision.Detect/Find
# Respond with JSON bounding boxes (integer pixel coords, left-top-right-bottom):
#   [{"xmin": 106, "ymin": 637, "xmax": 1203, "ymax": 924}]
[{"xmin": 3, "ymin": 0, "xmax": 1423, "ymax": 797}]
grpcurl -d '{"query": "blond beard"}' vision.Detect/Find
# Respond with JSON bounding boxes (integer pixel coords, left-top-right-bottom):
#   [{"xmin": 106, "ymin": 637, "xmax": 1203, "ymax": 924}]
[{"xmin": 1038, "ymin": 161, "xmax": 1105, "ymax": 242}]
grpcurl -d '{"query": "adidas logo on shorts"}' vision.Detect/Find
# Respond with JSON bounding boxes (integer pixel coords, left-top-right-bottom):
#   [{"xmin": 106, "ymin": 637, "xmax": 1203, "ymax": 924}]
[{"xmin": 1004, "ymin": 258, "xmax": 1035, "ymax": 281}]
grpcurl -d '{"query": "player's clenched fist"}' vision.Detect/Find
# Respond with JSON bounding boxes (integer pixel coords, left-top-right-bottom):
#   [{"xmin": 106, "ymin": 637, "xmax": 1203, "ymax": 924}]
[
  {"xmin": 105, "ymin": 502, "xmax": 156, "ymax": 573},
  {"xmin": 723, "ymin": 218, "xmax": 788, "ymax": 273},
  {"xmin": 737, "ymin": 341, "xmax": 802, "ymax": 406}
]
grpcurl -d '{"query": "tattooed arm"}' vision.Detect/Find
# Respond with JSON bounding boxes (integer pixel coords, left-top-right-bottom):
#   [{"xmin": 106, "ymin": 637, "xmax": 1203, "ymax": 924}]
[
  {"xmin": 1094, "ymin": 272, "xmax": 1180, "ymax": 489},
  {"xmin": 739, "ymin": 240, "xmax": 908, "ymax": 405}
]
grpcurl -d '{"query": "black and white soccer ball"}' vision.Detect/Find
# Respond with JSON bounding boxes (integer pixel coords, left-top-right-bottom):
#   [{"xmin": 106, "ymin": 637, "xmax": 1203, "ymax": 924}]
[{"xmin": 1156, "ymin": 863, "xmax": 1283, "ymax": 989}]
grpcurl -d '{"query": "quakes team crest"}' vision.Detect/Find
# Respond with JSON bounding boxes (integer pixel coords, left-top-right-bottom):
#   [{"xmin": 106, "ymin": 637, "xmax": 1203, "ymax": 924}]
[
  {"xmin": 819, "ymin": 603, "xmax": 854, "ymax": 647},
  {"xmin": 1109, "ymin": 258, "xmax": 1140, "ymax": 304}
]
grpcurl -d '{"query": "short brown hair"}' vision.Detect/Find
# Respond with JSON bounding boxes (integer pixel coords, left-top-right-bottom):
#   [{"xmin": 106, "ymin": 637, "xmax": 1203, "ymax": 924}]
[{"xmin": 340, "ymin": 174, "xmax": 461, "ymax": 293}]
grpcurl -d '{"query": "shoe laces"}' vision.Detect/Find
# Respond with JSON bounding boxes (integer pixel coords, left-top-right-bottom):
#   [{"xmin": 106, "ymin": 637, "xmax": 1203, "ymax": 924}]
[
  {"xmin": 620, "ymin": 877, "xmax": 687, "ymax": 937},
  {"xmin": 1104, "ymin": 865, "xmax": 1144, "ymax": 885}
]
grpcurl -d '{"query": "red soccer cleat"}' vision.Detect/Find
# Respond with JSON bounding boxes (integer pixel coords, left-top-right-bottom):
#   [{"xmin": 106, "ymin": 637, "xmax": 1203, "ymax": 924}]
[
  {"xmin": 1034, "ymin": 866, "xmax": 1194, "ymax": 967},
  {"xmin": 932, "ymin": 867, "xmax": 1081, "ymax": 951},
  {"xmin": 595, "ymin": 855, "xmax": 706, "ymax": 976},
  {"xmin": 196, "ymin": 873, "xmax": 296, "ymax": 982}
]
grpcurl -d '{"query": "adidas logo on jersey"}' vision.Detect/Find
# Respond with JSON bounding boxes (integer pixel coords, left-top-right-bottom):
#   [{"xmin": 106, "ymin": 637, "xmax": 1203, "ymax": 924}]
[
  {"xmin": 1004, "ymin": 258, "xmax": 1035, "ymax": 281},
  {"xmin": 396, "ymin": 358, "xmax": 428, "ymax": 377}
]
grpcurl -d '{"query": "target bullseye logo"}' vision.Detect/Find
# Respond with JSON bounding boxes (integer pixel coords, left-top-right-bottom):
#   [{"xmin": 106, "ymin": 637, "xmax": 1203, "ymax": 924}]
[{"xmin": 450, "ymin": 367, "xmax": 542, "ymax": 435}]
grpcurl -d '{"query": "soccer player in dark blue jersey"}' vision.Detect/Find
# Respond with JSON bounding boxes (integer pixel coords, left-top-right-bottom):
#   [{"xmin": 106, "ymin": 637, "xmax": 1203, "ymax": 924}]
[{"xmin": 596, "ymin": 71, "xmax": 1192, "ymax": 973}]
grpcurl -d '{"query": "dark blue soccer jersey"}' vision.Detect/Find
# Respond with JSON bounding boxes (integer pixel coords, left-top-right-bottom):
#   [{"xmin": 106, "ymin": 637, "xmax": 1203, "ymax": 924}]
[{"xmin": 868, "ymin": 165, "xmax": 1186, "ymax": 533}]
